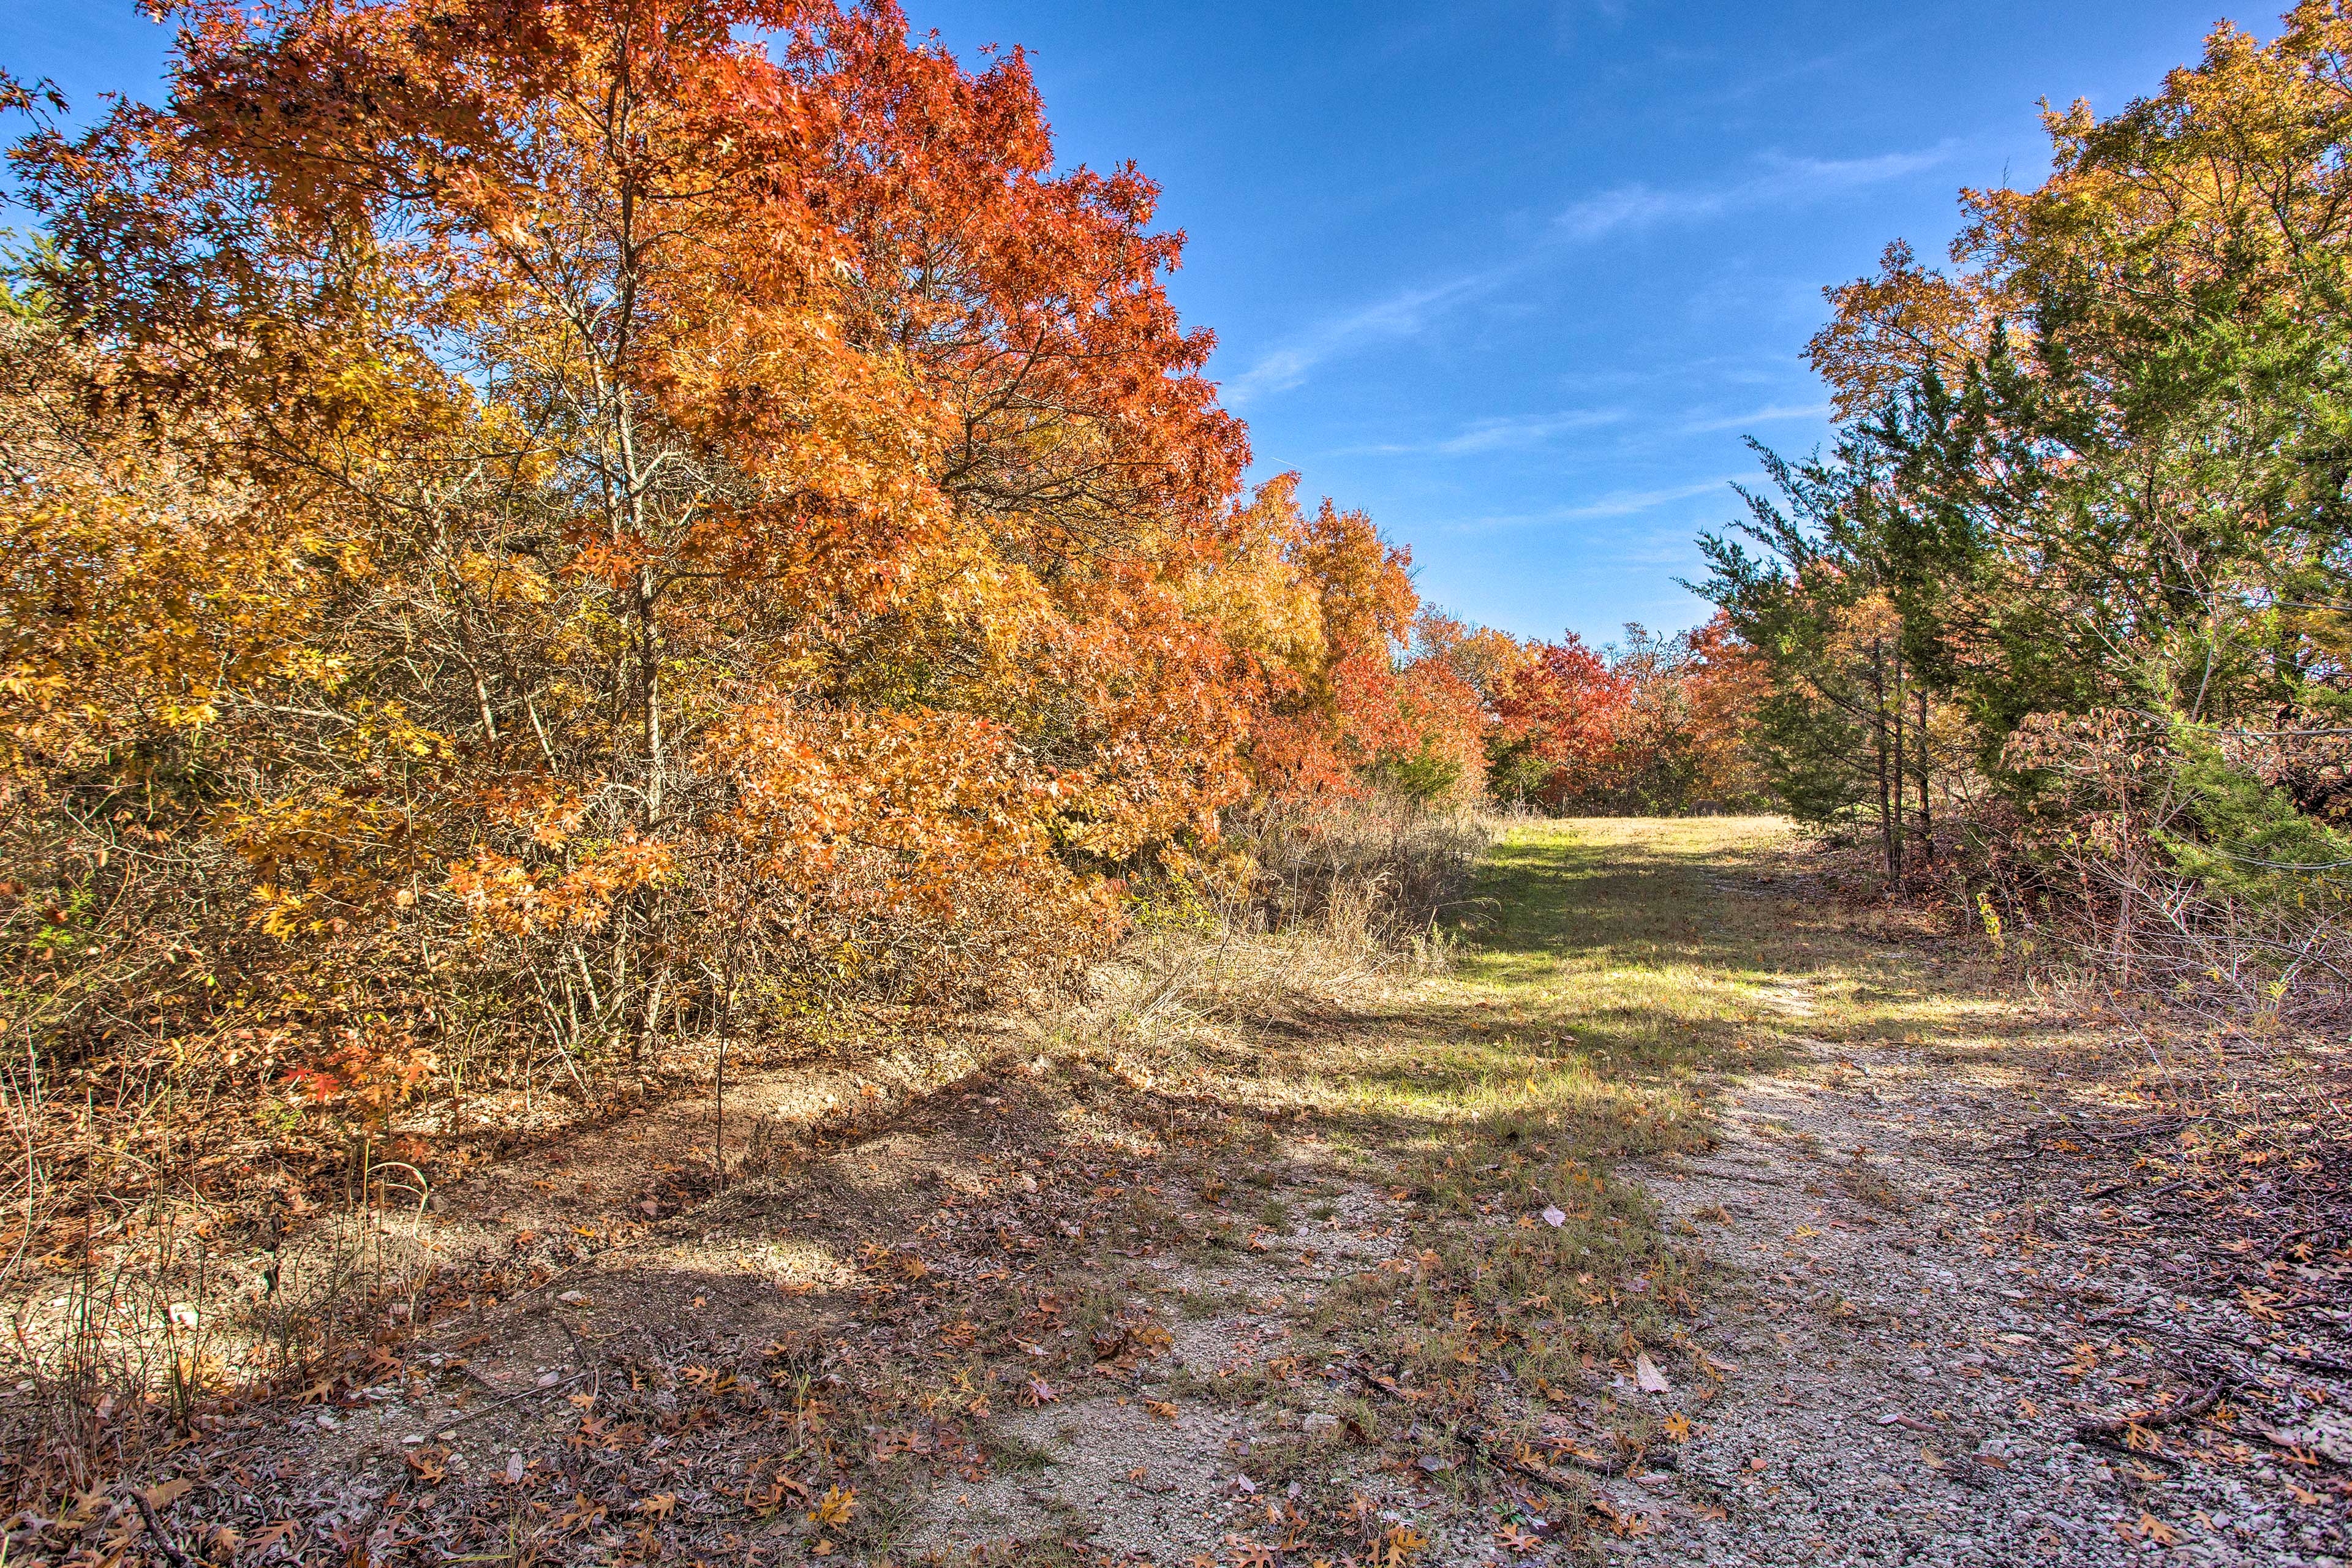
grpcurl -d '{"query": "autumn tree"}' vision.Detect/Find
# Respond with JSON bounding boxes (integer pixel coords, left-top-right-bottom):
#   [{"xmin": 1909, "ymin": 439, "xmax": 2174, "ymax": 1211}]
[
  {"xmin": 0, "ymin": 0, "xmax": 1510, "ymax": 1200},
  {"xmin": 1484, "ymin": 622, "xmax": 1759, "ymax": 817},
  {"xmin": 1, "ymin": 0, "xmax": 1417, "ymax": 1184},
  {"xmin": 1235, "ymin": 477, "xmax": 1489, "ymax": 808},
  {"xmin": 1718, "ymin": 0, "xmax": 2352, "ymax": 953}
]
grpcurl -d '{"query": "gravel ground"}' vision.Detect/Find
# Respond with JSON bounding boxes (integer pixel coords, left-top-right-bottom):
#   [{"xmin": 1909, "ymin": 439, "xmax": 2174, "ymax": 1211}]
[{"xmin": 1604, "ymin": 1011, "xmax": 2349, "ymax": 1568}]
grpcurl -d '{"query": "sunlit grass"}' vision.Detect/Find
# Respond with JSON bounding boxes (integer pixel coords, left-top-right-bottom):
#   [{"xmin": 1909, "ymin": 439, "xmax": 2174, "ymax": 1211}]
[
  {"xmin": 1204, "ymin": 815, "xmax": 2018, "ymax": 1488},
  {"xmin": 986, "ymin": 813, "xmax": 2018, "ymax": 1531}
]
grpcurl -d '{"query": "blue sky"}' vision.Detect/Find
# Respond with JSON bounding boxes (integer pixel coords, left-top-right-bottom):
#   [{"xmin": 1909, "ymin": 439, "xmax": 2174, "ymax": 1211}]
[{"xmin": 2, "ymin": 1, "xmax": 2274, "ymax": 641}]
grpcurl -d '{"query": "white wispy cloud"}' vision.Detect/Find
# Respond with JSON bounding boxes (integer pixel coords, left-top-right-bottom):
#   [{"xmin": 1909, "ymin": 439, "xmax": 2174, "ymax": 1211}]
[
  {"xmin": 1680, "ymin": 400, "xmax": 1833, "ymax": 434},
  {"xmin": 1551, "ymin": 0, "xmax": 1631, "ymax": 43},
  {"xmin": 1555, "ymin": 145, "xmax": 1959, "ymax": 245},
  {"xmin": 1449, "ymin": 475, "xmax": 1740, "ymax": 533},
  {"xmin": 1341, "ymin": 408, "xmax": 1623, "ymax": 457},
  {"xmin": 1223, "ymin": 269, "xmax": 1508, "ymax": 405},
  {"xmin": 1553, "ymin": 476, "xmax": 1741, "ymax": 520},
  {"xmin": 1224, "ymin": 141, "xmax": 1957, "ymax": 405}
]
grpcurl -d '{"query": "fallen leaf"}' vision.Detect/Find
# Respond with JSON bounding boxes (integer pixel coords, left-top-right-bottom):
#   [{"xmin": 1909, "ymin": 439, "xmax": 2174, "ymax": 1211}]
[
  {"xmin": 1542, "ymin": 1206, "xmax": 1567, "ymax": 1227},
  {"xmin": 1635, "ymin": 1353, "xmax": 1671, "ymax": 1394}
]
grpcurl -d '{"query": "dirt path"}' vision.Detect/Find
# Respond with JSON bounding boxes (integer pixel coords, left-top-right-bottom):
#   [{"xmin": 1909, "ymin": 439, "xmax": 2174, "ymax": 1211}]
[
  {"xmin": 23, "ymin": 819, "xmax": 2350, "ymax": 1567},
  {"xmin": 1619, "ymin": 1033, "xmax": 2339, "ymax": 1568}
]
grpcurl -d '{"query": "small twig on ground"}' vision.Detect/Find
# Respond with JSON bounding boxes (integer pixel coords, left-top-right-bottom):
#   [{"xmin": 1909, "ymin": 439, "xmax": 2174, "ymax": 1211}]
[
  {"xmin": 433, "ymin": 1369, "xmax": 589, "ymax": 1429},
  {"xmin": 134, "ymin": 1490, "xmax": 198, "ymax": 1568},
  {"xmin": 1344, "ymin": 1362, "xmax": 1631, "ymax": 1479},
  {"xmin": 2073, "ymin": 1368, "xmax": 2236, "ymax": 1463}
]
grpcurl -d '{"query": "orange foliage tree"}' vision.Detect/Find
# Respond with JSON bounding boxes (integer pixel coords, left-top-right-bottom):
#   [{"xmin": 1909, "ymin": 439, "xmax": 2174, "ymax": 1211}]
[
  {"xmin": 0, "ymin": 0, "xmax": 1492, "ymax": 1178},
  {"xmin": 1235, "ymin": 478, "xmax": 1488, "ymax": 808}
]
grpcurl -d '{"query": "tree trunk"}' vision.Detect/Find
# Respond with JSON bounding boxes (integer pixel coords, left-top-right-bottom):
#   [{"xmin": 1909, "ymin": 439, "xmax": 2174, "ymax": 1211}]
[
  {"xmin": 1888, "ymin": 642, "xmax": 1907, "ymax": 876},
  {"xmin": 1871, "ymin": 638, "xmax": 1897, "ymax": 880},
  {"xmin": 1915, "ymin": 686, "xmax": 1933, "ymax": 862}
]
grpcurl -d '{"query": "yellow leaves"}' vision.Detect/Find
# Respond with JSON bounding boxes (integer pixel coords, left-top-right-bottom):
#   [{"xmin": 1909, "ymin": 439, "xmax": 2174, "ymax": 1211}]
[
  {"xmin": 1809, "ymin": 239, "xmax": 2008, "ymax": 419},
  {"xmin": 856, "ymin": 1242, "xmax": 929, "ymax": 1284},
  {"xmin": 445, "ymin": 839, "xmax": 675, "ymax": 938},
  {"xmin": 633, "ymin": 1492, "xmax": 676, "ymax": 1518},
  {"xmin": 452, "ymin": 546, "xmax": 552, "ymax": 605},
  {"xmin": 807, "ymin": 1484, "xmax": 856, "ymax": 1527},
  {"xmin": 1144, "ymin": 1399, "xmax": 1180, "ymax": 1421}
]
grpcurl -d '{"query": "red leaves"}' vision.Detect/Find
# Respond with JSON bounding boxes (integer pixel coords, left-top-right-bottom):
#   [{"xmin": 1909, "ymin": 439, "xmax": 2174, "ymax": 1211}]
[{"xmin": 1493, "ymin": 614, "xmax": 1762, "ymax": 812}]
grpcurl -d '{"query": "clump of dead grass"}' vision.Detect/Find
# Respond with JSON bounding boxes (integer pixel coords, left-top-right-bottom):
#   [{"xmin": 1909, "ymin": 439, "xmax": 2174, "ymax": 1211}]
[{"xmin": 1085, "ymin": 796, "xmax": 1493, "ymax": 1054}]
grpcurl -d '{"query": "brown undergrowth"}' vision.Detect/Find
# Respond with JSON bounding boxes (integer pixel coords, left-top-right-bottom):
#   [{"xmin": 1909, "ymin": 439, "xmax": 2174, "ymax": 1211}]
[
  {"xmin": 1749, "ymin": 823, "xmax": 2352, "ymax": 1502},
  {"xmin": 1786, "ymin": 822, "xmax": 2352, "ymax": 1325},
  {"xmin": 9, "ymin": 802, "xmax": 1652, "ymax": 1563}
]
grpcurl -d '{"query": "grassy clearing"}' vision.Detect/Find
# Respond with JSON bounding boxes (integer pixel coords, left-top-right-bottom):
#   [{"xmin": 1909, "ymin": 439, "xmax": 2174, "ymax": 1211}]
[
  {"xmin": 846, "ymin": 813, "xmax": 1961, "ymax": 1560},
  {"xmin": 7, "ymin": 813, "xmax": 2022, "ymax": 1566}
]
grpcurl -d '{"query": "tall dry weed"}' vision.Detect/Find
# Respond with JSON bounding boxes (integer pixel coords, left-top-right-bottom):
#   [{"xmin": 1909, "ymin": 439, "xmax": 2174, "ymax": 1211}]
[{"xmin": 1079, "ymin": 796, "xmax": 1493, "ymax": 1055}]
